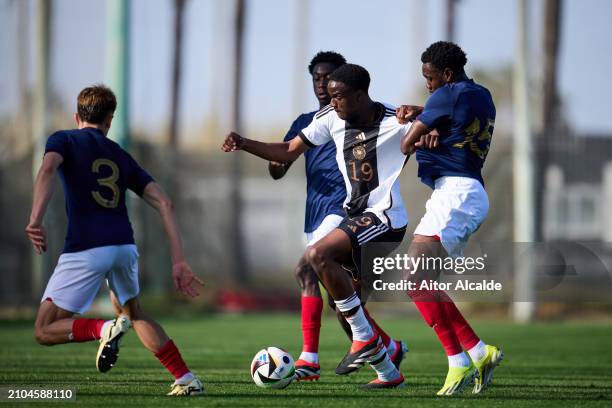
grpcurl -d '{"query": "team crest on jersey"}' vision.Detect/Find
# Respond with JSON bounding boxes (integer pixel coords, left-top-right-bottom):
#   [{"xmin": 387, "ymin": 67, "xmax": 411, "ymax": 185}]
[{"xmin": 353, "ymin": 145, "xmax": 366, "ymax": 160}]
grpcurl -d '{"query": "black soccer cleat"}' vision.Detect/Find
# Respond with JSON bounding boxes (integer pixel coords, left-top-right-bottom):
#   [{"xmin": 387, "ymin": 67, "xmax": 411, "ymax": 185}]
[
  {"xmin": 335, "ymin": 333, "xmax": 382, "ymax": 375},
  {"xmin": 96, "ymin": 316, "xmax": 131, "ymax": 373},
  {"xmin": 390, "ymin": 340, "xmax": 409, "ymax": 370}
]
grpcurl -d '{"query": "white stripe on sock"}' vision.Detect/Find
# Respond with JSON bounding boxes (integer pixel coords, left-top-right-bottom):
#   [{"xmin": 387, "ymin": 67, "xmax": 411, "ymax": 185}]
[
  {"xmin": 370, "ymin": 346, "xmax": 400, "ymax": 382},
  {"xmin": 335, "ymin": 294, "xmax": 372, "ymax": 341}
]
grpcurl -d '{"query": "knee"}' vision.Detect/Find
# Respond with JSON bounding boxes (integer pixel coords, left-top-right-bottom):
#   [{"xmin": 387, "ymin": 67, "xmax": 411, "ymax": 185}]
[
  {"xmin": 306, "ymin": 246, "xmax": 330, "ymax": 273},
  {"xmin": 34, "ymin": 328, "xmax": 53, "ymax": 346}
]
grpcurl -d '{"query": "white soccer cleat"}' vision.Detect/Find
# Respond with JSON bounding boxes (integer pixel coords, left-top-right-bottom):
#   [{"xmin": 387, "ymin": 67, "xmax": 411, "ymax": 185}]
[
  {"xmin": 96, "ymin": 315, "xmax": 131, "ymax": 373},
  {"xmin": 167, "ymin": 377, "xmax": 205, "ymax": 396}
]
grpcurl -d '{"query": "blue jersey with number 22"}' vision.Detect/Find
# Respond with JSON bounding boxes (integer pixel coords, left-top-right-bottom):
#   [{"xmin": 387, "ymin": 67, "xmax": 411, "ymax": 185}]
[
  {"xmin": 416, "ymin": 78, "xmax": 496, "ymax": 189},
  {"xmin": 45, "ymin": 128, "xmax": 154, "ymax": 253}
]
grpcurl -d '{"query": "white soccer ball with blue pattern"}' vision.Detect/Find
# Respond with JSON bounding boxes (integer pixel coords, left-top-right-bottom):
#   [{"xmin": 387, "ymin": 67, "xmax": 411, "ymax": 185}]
[{"xmin": 250, "ymin": 347, "xmax": 295, "ymax": 389}]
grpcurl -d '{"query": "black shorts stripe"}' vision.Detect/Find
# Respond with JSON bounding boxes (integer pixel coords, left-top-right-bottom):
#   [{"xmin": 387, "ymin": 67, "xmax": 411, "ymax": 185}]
[
  {"xmin": 357, "ymin": 224, "xmax": 382, "ymax": 239},
  {"xmin": 357, "ymin": 225, "xmax": 390, "ymax": 244},
  {"xmin": 356, "ymin": 223, "xmax": 386, "ymax": 239}
]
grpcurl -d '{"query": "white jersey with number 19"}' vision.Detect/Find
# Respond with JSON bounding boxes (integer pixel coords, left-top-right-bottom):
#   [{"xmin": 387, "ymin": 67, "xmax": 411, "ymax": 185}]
[{"xmin": 299, "ymin": 102, "xmax": 411, "ymax": 229}]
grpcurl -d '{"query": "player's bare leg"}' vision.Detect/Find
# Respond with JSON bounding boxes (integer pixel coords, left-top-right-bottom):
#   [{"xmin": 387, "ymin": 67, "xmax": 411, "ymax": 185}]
[
  {"xmin": 111, "ymin": 293, "xmax": 168, "ymax": 353},
  {"xmin": 330, "ymin": 295, "xmax": 353, "ymax": 340},
  {"xmin": 34, "ymin": 300, "xmax": 76, "ymax": 345},
  {"xmin": 307, "ymin": 229, "xmax": 404, "ymax": 387},
  {"xmin": 112, "ymin": 293, "xmax": 203, "ymax": 396},
  {"xmin": 34, "ymin": 299, "xmax": 128, "ymax": 373},
  {"xmin": 295, "ymin": 253, "xmax": 321, "ymax": 298}
]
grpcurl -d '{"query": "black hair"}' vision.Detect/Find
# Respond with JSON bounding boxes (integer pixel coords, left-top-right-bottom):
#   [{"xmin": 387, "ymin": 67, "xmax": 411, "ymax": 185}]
[
  {"xmin": 421, "ymin": 41, "xmax": 467, "ymax": 73},
  {"xmin": 308, "ymin": 51, "xmax": 346, "ymax": 74},
  {"xmin": 328, "ymin": 63, "xmax": 370, "ymax": 92}
]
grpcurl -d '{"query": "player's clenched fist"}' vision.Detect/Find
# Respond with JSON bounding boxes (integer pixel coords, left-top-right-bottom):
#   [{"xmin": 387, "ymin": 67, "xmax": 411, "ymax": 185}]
[
  {"xmin": 222, "ymin": 132, "xmax": 245, "ymax": 152},
  {"xmin": 415, "ymin": 129, "xmax": 440, "ymax": 149},
  {"xmin": 396, "ymin": 105, "xmax": 423, "ymax": 124}
]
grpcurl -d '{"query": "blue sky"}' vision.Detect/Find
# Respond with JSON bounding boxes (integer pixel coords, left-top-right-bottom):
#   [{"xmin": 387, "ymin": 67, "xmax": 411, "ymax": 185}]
[{"xmin": 1, "ymin": 0, "xmax": 611, "ymax": 139}]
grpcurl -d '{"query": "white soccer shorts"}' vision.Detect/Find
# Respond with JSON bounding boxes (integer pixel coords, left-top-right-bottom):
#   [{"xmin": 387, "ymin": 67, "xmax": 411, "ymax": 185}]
[
  {"xmin": 41, "ymin": 244, "xmax": 140, "ymax": 314},
  {"xmin": 304, "ymin": 214, "xmax": 344, "ymax": 247},
  {"xmin": 414, "ymin": 176, "xmax": 489, "ymax": 258}
]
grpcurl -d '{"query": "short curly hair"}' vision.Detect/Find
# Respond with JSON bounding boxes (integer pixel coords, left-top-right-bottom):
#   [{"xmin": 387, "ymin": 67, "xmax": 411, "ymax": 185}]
[
  {"xmin": 77, "ymin": 85, "xmax": 117, "ymax": 124},
  {"xmin": 328, "ymin": 64, "xmax": 370, "ymax": 92},
  {"xmin": 308, "ymin": 51, "xmax": 346, "ymax": 74},
  {"xmin": 421, "ymin": 41, "xmax": 467, "ymax": 74}
]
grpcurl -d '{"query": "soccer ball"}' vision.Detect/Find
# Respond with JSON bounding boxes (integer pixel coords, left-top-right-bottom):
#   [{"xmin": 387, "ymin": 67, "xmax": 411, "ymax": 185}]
[{"xmin": 250, "ymin": 347, "xmax": 295, "ymax": 389}]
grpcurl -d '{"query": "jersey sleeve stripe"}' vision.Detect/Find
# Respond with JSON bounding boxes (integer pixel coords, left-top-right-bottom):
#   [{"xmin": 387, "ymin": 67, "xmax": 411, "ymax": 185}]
[
  {"xmin": 298, "ymin": 132, "xmax": 316, "ymax": 148},
  {"xmin": 315, "ymin": 105, "xmax": 334, "ymax": 119}
]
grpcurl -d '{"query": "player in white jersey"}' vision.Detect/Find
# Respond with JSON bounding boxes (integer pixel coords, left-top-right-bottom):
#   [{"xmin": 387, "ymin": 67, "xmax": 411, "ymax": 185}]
[{"xmin": 223, "ymin": 64, "xmax": 414, "ymax": 389}]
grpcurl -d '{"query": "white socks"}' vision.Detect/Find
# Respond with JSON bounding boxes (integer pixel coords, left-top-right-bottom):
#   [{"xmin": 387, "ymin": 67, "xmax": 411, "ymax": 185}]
[
  {"xmin": 334, "ymin": 293, "xmax": 373, "ymax": 342},
  {"xmin": 447, "ymin": 341, "xmax": 487, "ymax": 367},
  {"xmin": 386, "ymin": 339, "xmax": 397, "ymax": 357},
  {"xmin": 467, "ymin": 340, "xmax": 487, "ymax": 362},
  {"xmin": 100, "ymin": 320, "xmax": 113, "ymax": 337},
  {"xmin": 448, "ymin": 351, "xmax": 471, "ymax": 368},
  {"xmin": 370, "ymin": 351, "xmax": 401, "ymax": 381},
  {"xmin": 176, "ymin": 371, "xmax": 195, "ymax": 385},
  {"xmin": 298, "ymin": 351, "xmax": 319, "ymax": 364},
  {"xmin": 335, "ymin": 293, "xmax": 400, "ymax": 382}
]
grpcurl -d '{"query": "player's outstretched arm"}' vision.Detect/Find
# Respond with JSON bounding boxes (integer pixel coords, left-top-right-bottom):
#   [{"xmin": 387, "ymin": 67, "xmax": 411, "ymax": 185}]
[
  {"xmin": 222, "ymin": 131, "xmax": 309, "ymax": 163},
  {"xmin": 268, "ymin": 161, "xmax": 294, "ymax": 180},
  {"xmin": 26, "ymin": 152, "xmax": 63, "ymax": 254},
  {"xmin": 142, "ymin": 182, "xmax": 204, "ymax": 297}
]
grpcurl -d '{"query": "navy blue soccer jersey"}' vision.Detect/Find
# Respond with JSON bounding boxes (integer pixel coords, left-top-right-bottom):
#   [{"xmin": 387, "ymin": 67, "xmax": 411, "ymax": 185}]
[
  {"xmin": 45, "ymin": 127, "xmax": 154, "ymax": 253},
  {"xmin": 283, "ymin": 111, "xmax": 345, "ymax": 233},
  {"xmin": 415, "ymin": 78, "xmax": 496, "ymax": 189}
]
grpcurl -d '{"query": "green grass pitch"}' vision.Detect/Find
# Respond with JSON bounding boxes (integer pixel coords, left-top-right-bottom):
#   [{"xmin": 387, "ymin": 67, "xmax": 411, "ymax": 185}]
[{"xmin": 1, "ymin": 314, "xmax": 611, "ymax": 407}]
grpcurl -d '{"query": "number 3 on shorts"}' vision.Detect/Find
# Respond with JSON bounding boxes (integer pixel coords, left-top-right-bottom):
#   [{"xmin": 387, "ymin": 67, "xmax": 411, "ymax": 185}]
[{"xmin": 91, "ymin": 158, "xmax": 120, "ymax": 208}]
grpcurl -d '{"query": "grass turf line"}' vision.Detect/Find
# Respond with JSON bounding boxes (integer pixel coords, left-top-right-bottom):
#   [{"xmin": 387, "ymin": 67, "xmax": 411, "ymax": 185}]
[{"xmin": 0, "ymin": 314, "xmax": 611, "ymax": 407}]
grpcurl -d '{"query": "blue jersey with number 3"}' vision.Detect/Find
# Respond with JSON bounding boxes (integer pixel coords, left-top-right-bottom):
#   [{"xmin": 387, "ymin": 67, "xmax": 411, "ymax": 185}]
[
  {"xmin": 416, "ymin": 79, "xmax": 495, "ymax": 189},
  {"xmin": 45, "ymin": 128, "xmax": 154, "ymax": 253}
]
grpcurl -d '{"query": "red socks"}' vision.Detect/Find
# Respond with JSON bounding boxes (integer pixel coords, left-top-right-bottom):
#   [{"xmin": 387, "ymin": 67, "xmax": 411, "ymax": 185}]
[
  {"xmin": 301, "ymin": 296, "xmax": 323, "ymax": 352},
  {"xmin": 412, "ymin": 296, "xmax": 463, "ymax": 356},
  {"xmin": 155, "ymin": 340, "xmax": 190, "ymax": 380},
  {"xmin": 363, "ymin": 307, "xmax": 391, "ymax": 347},
  {"xmin": 71, "ymin": 318, "xmax": 105, "ymax": 342},
  {"xmin": 442, "ymin": 300, "xmax": 480, "ymax": 350}
]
